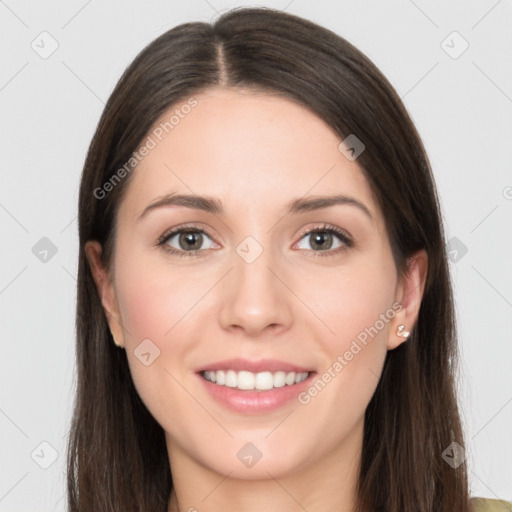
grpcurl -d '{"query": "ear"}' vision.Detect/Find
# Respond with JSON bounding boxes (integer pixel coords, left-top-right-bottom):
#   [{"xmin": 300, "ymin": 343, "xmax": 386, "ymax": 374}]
[
  {"xmin": 388, "ymin": 249, "xmax": 428, "ymax": 350},
  {"xmin": 84, "ymin": 240, "xmax": 125, "ymax": 348}
]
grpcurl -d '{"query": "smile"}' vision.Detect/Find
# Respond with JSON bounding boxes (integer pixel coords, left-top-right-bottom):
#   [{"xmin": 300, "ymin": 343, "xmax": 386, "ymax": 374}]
[{"xmin": 201, "ymin": 370, "xmax": 310, "ymax": 391}]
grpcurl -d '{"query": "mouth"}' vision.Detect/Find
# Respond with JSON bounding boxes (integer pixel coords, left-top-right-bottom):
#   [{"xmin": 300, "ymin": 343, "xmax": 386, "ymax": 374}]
[
  {"xmin": 195, "ymin": 358, "xmax": 316, "ymax": 414},
  {"xmin": 200, "ymin": 369, "xmax": 311, "ymax": 391}
]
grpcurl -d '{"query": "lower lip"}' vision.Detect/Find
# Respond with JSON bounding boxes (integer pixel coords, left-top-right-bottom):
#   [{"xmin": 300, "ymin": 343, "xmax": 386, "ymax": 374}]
[{"xmin": 197, "ymin": 372, "xmax": 316, "ymax": 414}]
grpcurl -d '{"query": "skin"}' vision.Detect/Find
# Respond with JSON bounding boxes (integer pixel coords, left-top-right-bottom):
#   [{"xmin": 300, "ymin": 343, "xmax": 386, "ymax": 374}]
[{"xmin": 86, "ymin": 87, "xmax": 427, "ymax": 512}]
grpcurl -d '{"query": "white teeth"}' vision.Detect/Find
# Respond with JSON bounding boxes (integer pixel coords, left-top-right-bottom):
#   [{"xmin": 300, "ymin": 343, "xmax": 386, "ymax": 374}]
[
  {"xmin": 202, "ymin": 370, "xmax": 310, "ymax": 390},
  {"xmin": 285, "ymin": 372, "xmax": 296, "ymax": 386},
  {"xmin": 204, "ymin": 370, "xmax": 216, "ymax": 382},
  {"xmin": 237, "ymin": 371, "xmax": 255, "ymax": 390},
  {"xmin": 255, "ymin": 371, "xmax": 274, "ymax": 390},
  {"xmin": 273, "ymin": 371, "xmax": 286, "ymax": 388},
  {"xmin": 225, "ymin": 370, "xmax": 237, "ymax": 388}
]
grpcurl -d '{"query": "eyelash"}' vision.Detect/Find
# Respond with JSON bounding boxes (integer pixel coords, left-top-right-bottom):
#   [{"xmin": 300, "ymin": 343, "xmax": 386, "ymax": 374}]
[{"xmin": 156, "ymin": 223, "xmax": 354, "ymax": 258}]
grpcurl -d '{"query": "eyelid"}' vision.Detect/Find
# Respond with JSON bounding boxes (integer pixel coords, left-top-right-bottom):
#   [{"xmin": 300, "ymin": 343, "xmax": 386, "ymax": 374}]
[
  {"xmin": 156, "ymin": 223, "xmax": 218, "ymax": 253},
  {"xmin": 295, "ymin": 223, "xmax": 352, "ymax": 244},
  {"xmin": 156, "ymin": 222, "xmax": 354, "ymax": 257},
  {"xmin": 293, "ymin": 223, "xmax": 354, "ymax": 256}
]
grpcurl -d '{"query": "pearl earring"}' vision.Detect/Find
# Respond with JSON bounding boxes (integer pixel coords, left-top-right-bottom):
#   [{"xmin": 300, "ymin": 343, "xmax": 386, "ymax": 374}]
[{"xmin": 397, "ymin": 324, "xmax": 410, "ymax": 338}]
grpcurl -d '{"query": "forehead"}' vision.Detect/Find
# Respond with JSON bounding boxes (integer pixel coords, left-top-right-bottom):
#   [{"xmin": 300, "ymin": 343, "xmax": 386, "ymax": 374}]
[{"xmin": 118, "ymin": 87, "xmax": 381, "ymax": 226}]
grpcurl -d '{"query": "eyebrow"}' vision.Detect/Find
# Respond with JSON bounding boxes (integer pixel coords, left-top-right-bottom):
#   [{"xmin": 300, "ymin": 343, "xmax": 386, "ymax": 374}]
[{"xmin": 137, "ymin": 193, "xmax": 373, "ymax": 222}]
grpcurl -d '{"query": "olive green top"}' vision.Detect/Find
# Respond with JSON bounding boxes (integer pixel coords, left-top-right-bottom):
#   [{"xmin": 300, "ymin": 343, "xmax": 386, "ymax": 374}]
[{"xmin": 471, "ymin": 497, "xmax": 512, "ymax": 511}]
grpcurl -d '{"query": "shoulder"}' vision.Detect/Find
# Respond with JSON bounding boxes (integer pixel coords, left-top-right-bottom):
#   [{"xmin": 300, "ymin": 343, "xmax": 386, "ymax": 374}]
[{"xmin": 471, "ymin": 497, "xmax": 512, "ymax": 511}]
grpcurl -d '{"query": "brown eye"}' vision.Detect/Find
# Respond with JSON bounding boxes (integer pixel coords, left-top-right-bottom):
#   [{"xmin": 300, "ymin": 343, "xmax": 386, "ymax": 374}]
[
  {"xmin": 158, "ymin": 227, "xmax": 217, "ymax": 256},
  {"xmin": 297, "ymin": 226, "xmax": 352, "ymax": 253},
  {"xmin": 176, "ymin": 231, "xmax": 204, "ymax": 251},
  {"xmin": 308, "ymin": 231, "xmax": 335, "ymax": 250}
]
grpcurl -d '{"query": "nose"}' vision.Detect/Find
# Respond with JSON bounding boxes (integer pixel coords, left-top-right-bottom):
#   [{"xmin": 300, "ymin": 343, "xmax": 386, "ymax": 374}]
[{"xmin": 218, "ymin": 244, "xmax": 293, "ymax": 338}]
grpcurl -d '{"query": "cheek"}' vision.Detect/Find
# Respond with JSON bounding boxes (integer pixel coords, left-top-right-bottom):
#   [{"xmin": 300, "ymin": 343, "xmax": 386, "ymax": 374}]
[
  {"xmin": 115, "ymin": 261, "xmax": 203, "ymax": 345},
  {"xmin": 298, "ymin": 252, "xmax": 397, "ymax": 349},
  {"xmin": 113, "ymin": 262, "xmax": 205, "ymax": 428},
  {"xmin": 295, "ymin": 256, "xmax": 396, "ymax": 419},
  {"xmin": 112, "ymin": 260, "xmax": 196, "ymax": 394}
]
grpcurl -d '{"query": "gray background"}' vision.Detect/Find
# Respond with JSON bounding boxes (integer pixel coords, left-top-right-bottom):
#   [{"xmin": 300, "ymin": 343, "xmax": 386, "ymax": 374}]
[{"xmin": 1, "ymin": 0, "xmax": 511, "ymax": 510}]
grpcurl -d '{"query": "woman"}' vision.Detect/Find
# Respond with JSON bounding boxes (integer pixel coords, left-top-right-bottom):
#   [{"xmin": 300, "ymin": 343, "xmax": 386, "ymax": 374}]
[{"xmin": 67, "ymin": 7, "xmax": 510, "ymax": 512}]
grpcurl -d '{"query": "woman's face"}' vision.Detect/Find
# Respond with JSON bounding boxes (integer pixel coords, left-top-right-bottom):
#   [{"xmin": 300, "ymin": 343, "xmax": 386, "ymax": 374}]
[{"xmin": 87, "ymin": 87, "xmax": 423, "ymax": 480}]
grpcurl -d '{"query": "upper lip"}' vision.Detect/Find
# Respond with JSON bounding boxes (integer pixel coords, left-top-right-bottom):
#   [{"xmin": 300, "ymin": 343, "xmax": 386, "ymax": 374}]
[{"xmin": 195, "ymin": 358, "xmax": 314, "ymax": 374}]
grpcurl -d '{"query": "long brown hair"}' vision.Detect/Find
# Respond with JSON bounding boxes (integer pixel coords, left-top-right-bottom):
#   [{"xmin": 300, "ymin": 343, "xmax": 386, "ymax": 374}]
[{"xmin": 67, "ymin": 7, "xmax": 471, "ymax": 511}]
